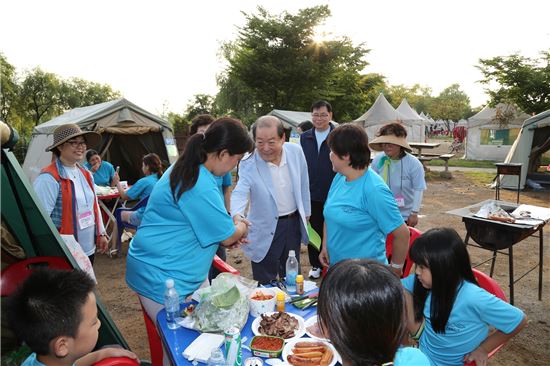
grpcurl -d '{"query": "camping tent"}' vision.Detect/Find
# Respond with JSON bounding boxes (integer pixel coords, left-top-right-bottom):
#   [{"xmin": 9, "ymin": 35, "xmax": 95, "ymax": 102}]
[
  {"xmin": 396, "ymin": 99, "xmax": 426, "ymax": 142},
  {"xmin": 354, "ymin": 94, "xmax": 424, "ymax": 142},
  {"xmin": 500, "ymin": 109, "xmax": 550, "ymax": 190},
  {"xmin": 268, "ymin": 109, "xmax": 316, "ymax": 130},
  {"xmin": 465, "ymin": 104, "xmax": 530, "ymax": 161},
  {"xmin": 23, "ymin": 98, "xmax": 178, "ymax": 184}
]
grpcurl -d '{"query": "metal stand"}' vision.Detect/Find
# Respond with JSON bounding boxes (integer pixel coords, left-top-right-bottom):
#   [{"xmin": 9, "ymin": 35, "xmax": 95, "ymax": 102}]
[{"xmin": 495, "ymin": 163, "xmax": 522, "ymax": 203}]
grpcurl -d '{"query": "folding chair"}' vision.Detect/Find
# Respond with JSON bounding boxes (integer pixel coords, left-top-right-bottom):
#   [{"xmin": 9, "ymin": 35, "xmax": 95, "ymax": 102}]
[
  {"xmin": 138, "ymin": 255, "xmax": 240, "ymax": 366},
  {"xmin": 114, "ymin": 196, "xmax": 149, "ymax": 255},
  {"xmin": 463, "ymin": 269, "xmax": 508, "ymax": 366},
  {"xmin": 386, "ymin": 226, "xmax": 422, "ymax": 278}
]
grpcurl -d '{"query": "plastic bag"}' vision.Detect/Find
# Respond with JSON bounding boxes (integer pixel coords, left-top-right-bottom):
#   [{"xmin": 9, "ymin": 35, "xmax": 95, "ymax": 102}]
[{"xmin": 191, "ymin": 273, "xmax": 257, "ymax": 333}]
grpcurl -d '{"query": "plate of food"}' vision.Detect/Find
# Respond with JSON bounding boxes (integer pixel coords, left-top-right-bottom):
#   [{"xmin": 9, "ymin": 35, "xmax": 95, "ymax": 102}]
[
  {"xmin": 282, "ymin": 338, "xmax": 341, "ymax": 366},
  {"xmin": 251, "ymin": 312, "xmax": 306, "ymax": 342},
  {"xmin": 304, "ymin": 316, "xmax": 330, "ymax": 342}
]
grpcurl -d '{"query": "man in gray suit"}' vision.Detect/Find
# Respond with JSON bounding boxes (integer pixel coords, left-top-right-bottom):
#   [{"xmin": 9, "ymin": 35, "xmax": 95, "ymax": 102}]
[{"xmin": 231, "ymin": 116, "xmax": 311, "ymax": 284}]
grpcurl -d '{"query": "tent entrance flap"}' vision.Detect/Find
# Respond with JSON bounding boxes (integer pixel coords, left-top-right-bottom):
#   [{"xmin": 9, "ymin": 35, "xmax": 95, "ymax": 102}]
[{"xmin": 101, "ymin": 132, "xmax": 169, "ymax": 185}]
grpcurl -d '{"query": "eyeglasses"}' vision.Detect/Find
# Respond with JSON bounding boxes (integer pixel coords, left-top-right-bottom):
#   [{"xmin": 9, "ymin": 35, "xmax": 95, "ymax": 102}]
[
  {"xmin": 312, "ymin": 113, "xmax": 329, "ymax": 119},
  {"xmin": 66, "ymin": 140, "xmax": 87, "ymax": 148}
]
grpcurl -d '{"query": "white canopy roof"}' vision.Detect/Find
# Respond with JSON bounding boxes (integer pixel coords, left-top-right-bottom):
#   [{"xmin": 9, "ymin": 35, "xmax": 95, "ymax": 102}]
[
  {"xmin": 468, "ymin": 103, "xmax": 529, "ymax": 128},
  {"xmin": 354, "ymin": 93, "xmax": 409, "ymax": 125}
]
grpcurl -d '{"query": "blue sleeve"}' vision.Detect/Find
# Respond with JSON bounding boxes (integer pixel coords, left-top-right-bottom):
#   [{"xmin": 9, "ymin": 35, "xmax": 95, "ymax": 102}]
[
  {"xmin": 222, "ymin": 172, "xmax": 232, "ymax": 187},
  {"xmin": 33, "ymin": 174, "xmax": 60, "ymax": 215},
  {"xmin": 401, "ymin": 274, "xmax": 416, "ymax": 293},
  {"xmin": 365, "ymin": 177, "xmax": 404, "ymax": 235},
  {"xmin": 181, "ymin": 182, "xmax": 235, "ymax": 247},
  {"xmin": 84, "ymin": 162, "xmax": 92, "ymax": 170},
  {"xmin": 473, "ymin": 286, "xmax": 525, "ymax": 334},
  {"xmin": 126, "ymin": 177, "xmax": 147, "ymax": 200}
]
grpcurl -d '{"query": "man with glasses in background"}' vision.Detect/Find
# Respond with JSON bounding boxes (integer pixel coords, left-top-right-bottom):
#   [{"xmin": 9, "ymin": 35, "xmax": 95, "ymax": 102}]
[{"xmin": 300, "ymin": 100, "xmax": 337, "ymax": 279}]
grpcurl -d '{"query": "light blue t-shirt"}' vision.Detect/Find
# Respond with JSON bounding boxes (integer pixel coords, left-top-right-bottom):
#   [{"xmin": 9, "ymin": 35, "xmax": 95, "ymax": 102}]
[
  {"xmin": 22, "ymin": 352, "xmax": 75, "ymax": 366},
  {"xmin": 84, "ymin": 161, "xmax": 115, "ymax": 186},
  {"xmin": 125, "ymin": 164, "xmax": 235, "ymax": 303},
  {"xmin": 402, "ymin": 275, "xmax": 525, "ymax": 366},
  {"xmin": 323, "ymin": 169, "xmax": 404, "ymax": 265},
  {"xmin": 394, "ymin": 346, "xmax": 431, "ymax": 366},
  {"xmin": 125, "ymin": 174, "xmax": 159, "ymax": 215},
  {"xmin": 314, "ymin": 128, "xmax": 330, "ymax": 152},
  {"xmin": 214, "ymin": 172, "xmax": 232, "ymax": 198}
]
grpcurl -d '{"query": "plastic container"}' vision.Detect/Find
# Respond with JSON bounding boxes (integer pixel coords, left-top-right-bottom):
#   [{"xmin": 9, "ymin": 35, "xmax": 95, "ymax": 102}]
[
  {"xmin": 164, "ymin": 278, "xmax": 180, "ymax": 330},
  {"xmin": 276, "ymin": 291, "xmax": 285, "ymax": 312},
  {"xmin": 207, "ymin": 348, "xmax": 226, "ymax": 366},
  {"xmin": 296, "ymin": 274, "xmax": 304, "ymax": 295},
  {"xmin": 249, "ymin": 288, "xmax": 277, "ymax": 317},
  {"xmin": 285, "ymin": 250, "xmax": 298, "ymax": 292},
  {"xmin": 250, "ymin": 335, "xmax": 285, "ymax": 358}
]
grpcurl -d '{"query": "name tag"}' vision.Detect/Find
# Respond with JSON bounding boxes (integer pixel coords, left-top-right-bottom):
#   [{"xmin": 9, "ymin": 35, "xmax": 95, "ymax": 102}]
[
  {"xmin": 394, "ymin": 194, "xmax": 405, "ymax": 208},
  {"xmin": 78, "ymin": 210, "xmax": 95, "ymax": 230}
]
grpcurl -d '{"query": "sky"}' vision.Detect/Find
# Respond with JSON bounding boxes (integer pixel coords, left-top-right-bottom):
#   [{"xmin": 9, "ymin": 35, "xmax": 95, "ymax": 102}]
[{"xmin": 2, "ymin": 0, "xmax": 549, "ymax": 118}]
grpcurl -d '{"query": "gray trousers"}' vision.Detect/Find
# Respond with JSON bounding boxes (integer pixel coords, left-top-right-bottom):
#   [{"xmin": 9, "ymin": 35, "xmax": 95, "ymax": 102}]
[{"xmin": 251, "ymin": 214, "xmax": 301, "ymax": 284}]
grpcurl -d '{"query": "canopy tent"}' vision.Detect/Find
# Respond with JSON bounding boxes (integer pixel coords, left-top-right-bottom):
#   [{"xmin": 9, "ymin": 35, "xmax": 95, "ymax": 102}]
[
  {"xmin": 23, "ymin": 98, "xmax": 178, "ymax": 184},
  {"xmin": 500, "ymin": 110, "xmax": 550, "ymax": 189},
  {"xmin": 268, "ymin": 109, "xmax": 315, "ymax": 130},
  {"xmin": 465, "ymin": 104, "xmax": 530, "ymax": 161},
  {"xmin": 354, "ymin": 94, "xmax": 424, "ymax": 142},
  {"xmin": 396, "ymin": 98, "xmax": 426, "ymax": 142}
]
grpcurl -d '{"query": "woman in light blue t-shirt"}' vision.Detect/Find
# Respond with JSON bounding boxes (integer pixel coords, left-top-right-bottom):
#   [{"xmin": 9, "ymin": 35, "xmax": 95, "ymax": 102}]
[
  {"xmin": 125, "ymin": 118, "xmax": 254, "ymax": 339},
  {"xmin": 403, "ymin": 228, "xmax": 527, "ymax": 366},
  {"xmin": 317, "ymin": 259, "xmax": 430, "ymax": 366}
]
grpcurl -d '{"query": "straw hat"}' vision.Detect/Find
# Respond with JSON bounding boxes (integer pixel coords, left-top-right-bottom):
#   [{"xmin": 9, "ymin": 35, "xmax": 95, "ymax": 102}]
[
  {"xmin": 46, "ymin": 123, "xmax": 101, "ymax": 152},
  {"xmin": 369, "ymin": 134, "xmax": 412, "ymax": 152}
]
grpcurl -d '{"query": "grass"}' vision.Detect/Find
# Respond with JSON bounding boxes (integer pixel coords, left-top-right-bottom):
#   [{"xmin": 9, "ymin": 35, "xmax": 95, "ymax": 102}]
[{"xmin": 463, "ymin": 171, "xmax": 496, "ymax": 185}]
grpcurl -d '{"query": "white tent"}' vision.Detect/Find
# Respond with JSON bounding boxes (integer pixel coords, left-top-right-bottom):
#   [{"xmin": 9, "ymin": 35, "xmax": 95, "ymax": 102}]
[
  {"xmin": 500, "ymin": 109, "xmax": 550, "ymax": 189},
  {"xmin": 268, "ymin": 109, "xmax": 315, "ymax": 130},
  {"xmin": 396, "ymin": 98, "xmax": 426, "ymax": 142},
  {"xmin": 354, "ymin": 94, "xmax": 422, "ymax": 141},
  {"xmin": 23, "ymin": 98, "xmax": 178, "ymax": 184},
  {"xmin": 465, "ymin": 104, "xmax": 530, "ymax": 161}
]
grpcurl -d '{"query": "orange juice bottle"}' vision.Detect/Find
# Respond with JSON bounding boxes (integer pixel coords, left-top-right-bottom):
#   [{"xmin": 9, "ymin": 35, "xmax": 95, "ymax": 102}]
[{"xmin": 276, "ymin": 291, "xmax": 285, "ymax": 312}]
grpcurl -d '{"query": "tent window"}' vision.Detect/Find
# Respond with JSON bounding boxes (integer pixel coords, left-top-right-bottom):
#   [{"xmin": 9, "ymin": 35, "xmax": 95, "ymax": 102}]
[{"xmin": 480, "ymin": 128, "xmax": 520, "ymax": 145}]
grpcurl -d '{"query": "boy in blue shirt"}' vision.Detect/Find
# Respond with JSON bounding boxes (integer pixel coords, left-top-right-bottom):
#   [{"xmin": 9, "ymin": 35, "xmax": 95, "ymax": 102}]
[{"xmin": 6, "ymin": 268, "xmax": 137, "ymax": 366}]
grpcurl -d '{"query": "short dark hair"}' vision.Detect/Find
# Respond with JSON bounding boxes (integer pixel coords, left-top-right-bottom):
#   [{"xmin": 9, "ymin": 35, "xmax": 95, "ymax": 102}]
[
  {"xmin": 311, "ymin": 100, "xmax": 332, "ymax": 113},
  {"xmin": 143, "ymin": 153, "xmax": 164, "ymax": 179},
  {"xmin": 297, "ymin": 121, "xmax": 313, "ymax": 133},
  {"xmin": 410, "ymin": 227, "xmax": 477, "ymax": 333},
  {"xmin": 251, "ymin": 116, "xmax": 285, "ymax": 140},
  {"xmin": 86, "ymin": 149, "xmax": 99, "ymax": 162},
  {"xmin": 327, "ymin": 124, "xmax": 371, "ymax": 169},
  {"xmin": 6, "ymin": 269, "xmax": 96, "ymax": 356},
  {"xmin": 190, "ymin": 114, "xmax": 215, "ymax": 135},
  {"xmin": 377, "ymin": 122, "xmax": 408, "ymax": 138},
  {"xmin": 318, "ymin": 259, "xmax": 406, "ymax": 365}
]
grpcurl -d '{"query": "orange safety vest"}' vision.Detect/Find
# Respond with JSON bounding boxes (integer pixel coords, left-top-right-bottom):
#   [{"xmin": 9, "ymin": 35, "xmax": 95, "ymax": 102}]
[{"xmin": 40, "ymin": 161, "xmax": 102, "ymax": 243}]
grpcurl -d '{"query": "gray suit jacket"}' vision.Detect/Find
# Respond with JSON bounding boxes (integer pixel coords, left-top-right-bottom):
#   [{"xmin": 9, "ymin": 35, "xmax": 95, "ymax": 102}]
[{"xmin": 231, "ymin": 143, "xmax": 311, "ymax": 262}]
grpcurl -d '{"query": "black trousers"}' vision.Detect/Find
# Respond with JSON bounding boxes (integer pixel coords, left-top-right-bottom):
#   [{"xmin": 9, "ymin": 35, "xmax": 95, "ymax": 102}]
[
  {"xmin": 307, "ymin": 200, "xmax": 325, "ymax": 269},
  {"xmin": 251, "ymin": 214, "xmax": 301, "ymax": 284}
]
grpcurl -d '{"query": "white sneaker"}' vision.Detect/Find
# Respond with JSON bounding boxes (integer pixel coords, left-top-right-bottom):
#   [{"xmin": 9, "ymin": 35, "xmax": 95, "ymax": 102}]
[{"xmin": 309, "ymin": 267, "xmax": 321, "ymax": 279}]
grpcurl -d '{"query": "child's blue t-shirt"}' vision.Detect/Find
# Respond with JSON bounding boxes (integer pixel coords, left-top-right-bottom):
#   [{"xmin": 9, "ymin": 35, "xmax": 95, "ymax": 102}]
[
  {"xmin": 22, "ymin": 353, "xmax": 76, "ymax": 366},
  {"xmin": 84, "ymin": 161, "xmax": 115, "ymax": 186},
  {"xmin": 323, "ymin": 169, "xmax": 404, "ymax": 265},
  {"xmin": 125, "ymin": 174, "xmax": 159, "ymax": 214},
  {"xmin": 125, "ymin": 164, "xmax": 235, "ymax": 303},
  {"xmin": 402, "ymin": 275, "xmax": 525, "ymax": 366},
  {"xmin": 394, "ymin": 346, "xmax": 431, "ymax": 366}
]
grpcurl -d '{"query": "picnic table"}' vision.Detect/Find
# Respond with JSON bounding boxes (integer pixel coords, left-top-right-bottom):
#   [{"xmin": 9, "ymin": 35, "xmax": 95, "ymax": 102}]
[{"xmin": 409, "ymin": 142, "xmax": 441, "ymax": 171}]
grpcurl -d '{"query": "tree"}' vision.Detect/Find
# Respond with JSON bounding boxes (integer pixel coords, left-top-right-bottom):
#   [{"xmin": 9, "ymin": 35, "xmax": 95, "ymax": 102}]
[
  {"xmin": 19, "ymin": 68, "xmax": 63, "ymax": 126},
  {"xmin": 0, "ymin": 54, "xmax": 19, "ymax": 124},
  {"xmin": 216, "ymin": 5, "xmax": 371, "ymax": 122},
  {"xmin": 59, "ymin": 77, "xmax": 120, "ymax": 109},
  {"xmin": 477, "ymin": 51, "xmax": 550, "ymax": 114},
  {"xmin": 428, "ymin": 84, "xmax": 472, "ymax": 129},
  {"xmin": 184, "ymin": 94, "xmax": 215, "ymax": 121}
]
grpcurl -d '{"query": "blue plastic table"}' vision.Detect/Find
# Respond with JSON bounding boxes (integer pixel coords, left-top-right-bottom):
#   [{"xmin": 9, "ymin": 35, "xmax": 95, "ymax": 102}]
[{"xmin": 157, "ymin": 296, "xmax": 318, "ymax": 365}]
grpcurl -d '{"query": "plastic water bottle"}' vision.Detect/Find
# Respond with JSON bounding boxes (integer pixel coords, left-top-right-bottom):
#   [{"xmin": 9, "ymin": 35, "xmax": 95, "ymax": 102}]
[
  {"xmin": 164, "ymin": 278, "xmax": 180, "ymax": 330},
  {"xmin": 207, "ymin": 348, "xmax": 226, "ymax": 366},
  {"xmin": 285, "ymin": 250, "xmax": 299, "ymax": 292}
]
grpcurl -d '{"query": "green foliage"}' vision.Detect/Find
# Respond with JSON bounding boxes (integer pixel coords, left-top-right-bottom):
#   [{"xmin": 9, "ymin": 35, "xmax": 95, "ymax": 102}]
[
  {"xmin": 59, "ymin": 77, "xmax": 120, "ymax": 109},
  {"xmin": 19, "ymin": 67, "xmax": 63, "ymax": 126},
  {"xmin": 216, "ymin": 5, "xmax": 371, "ymax": 122},
  {"xmin": 477, "ymin": 51, "xmax": 550, "ymax": 114},
  {"xmin": 184, "ymin": 94, "xmax": 215, "ymax": 121},
  {"xmin": 428, "ymin": 84, "xmax": 472, "ymax": 121},
  {"xmin": 0, "ymin": 53, "xmax": 19, "ymax": 123},
  {"xmin": 166, "ymin": 111, "xmax": 188, "ymax": 135}
]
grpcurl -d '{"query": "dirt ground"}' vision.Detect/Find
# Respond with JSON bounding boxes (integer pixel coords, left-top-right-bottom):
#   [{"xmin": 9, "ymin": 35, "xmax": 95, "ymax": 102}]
[{"xmin": 94, "ymin": 152, "xmax": 550, "ymax": 365}]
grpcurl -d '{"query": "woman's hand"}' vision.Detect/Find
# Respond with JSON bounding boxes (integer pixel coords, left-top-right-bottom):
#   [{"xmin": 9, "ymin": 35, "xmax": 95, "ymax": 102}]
[
  {"xmin": 464, "ymin": 345, "xmax": 489, "ymax": 366},
  {"xmin": 97, "ymin": 235, "xmax": 109, "ymax": 254},
  {"xmin": 319, "ymin": 247, "xmax": 330, "ymax": 267},
  {"xmin": 406, "ymin": 212, "xmax": 419, "ymax": 227},
  {"xmin": 111, "ymin": 172, "xmax": 120, "ymax": 187}
]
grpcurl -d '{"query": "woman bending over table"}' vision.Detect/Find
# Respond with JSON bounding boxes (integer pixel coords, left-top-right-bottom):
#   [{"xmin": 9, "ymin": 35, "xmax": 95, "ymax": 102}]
[{"xmin": 319, "ymin": 124, "xmax": 409, "ymax": 277}]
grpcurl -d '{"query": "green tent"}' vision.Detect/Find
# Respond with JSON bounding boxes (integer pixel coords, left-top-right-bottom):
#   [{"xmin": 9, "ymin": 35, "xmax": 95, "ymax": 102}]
[{"xmin": 1, "ymin": 142, "xmax": 130, "ymax": 352}]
